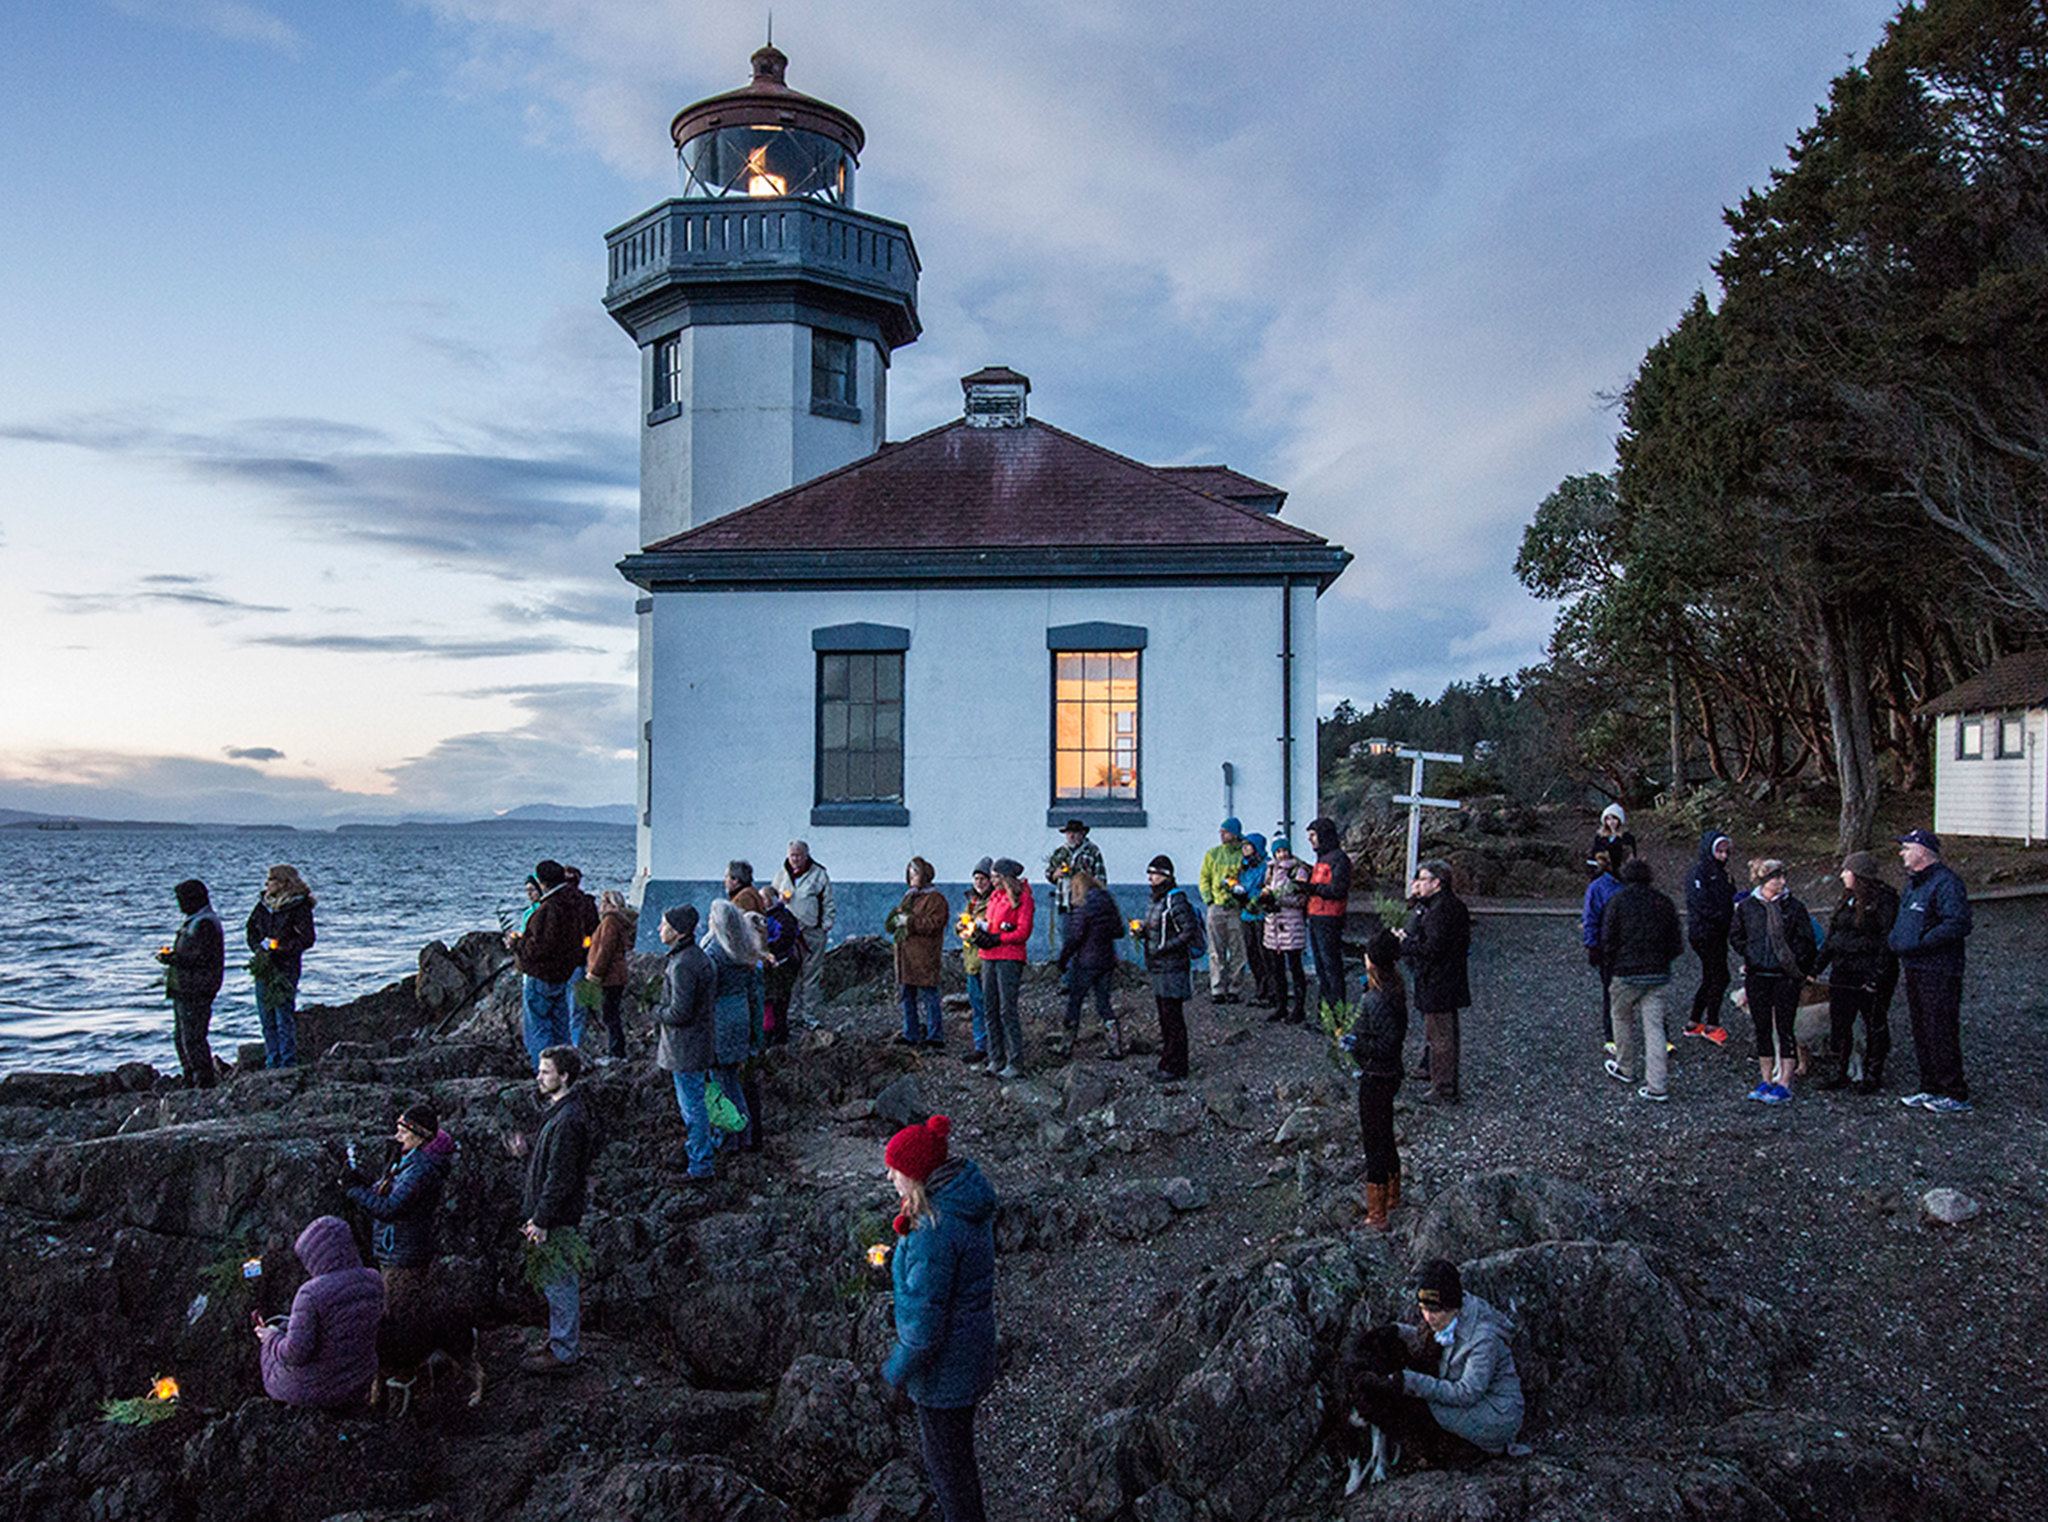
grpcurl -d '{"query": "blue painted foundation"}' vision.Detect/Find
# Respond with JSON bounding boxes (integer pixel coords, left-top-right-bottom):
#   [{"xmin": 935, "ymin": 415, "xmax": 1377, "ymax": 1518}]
[{"xmin": 636, "ymin": 877, "xmax": 1233, "ymax": 967}]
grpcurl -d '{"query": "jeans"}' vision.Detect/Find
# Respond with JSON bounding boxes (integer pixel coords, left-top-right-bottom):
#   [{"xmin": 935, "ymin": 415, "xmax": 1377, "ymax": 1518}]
[
  {"xmin": 1609, "ymin": 978, "xmax": 1671, "ymax": 1092},
  {"xmin": 965, "ymin": 970, "xmax": 987, "ymax": 1053},
  {"xmin": 1904, "ymin": 966, "xmax": 1967, "ymax": 1100},
  {"xmin": 1689, "ymin": 931, "xmax": 1731, "ymax": 1026},
  {"xmin": 916, "ymin": 1402, "xmax": 988, "ymax": 1522},
  {"xmin": 1155, "ymin": 995, "xmax": 1188, "ymax": 1077},
  {"xmin": 1206, "ymin": 907, "xmax": 1246, "ymax": 997},
  {"xmin": 899, "ymin": 985, "xmax": 944, "ymax": 1043},
  {"xmin": 172, "ymin": 995, "xmax": 216, "ymax": 1087},
  {"xmin": 522, "ymin": 976, "xmax": 572, "ymax": 1066},
  {"xmin": 565, "ymin": 967, "xmax": 588, "ymax": 1049},
  {"xmin": 980, "ymin": 961, "xmax": 1024, "ymax": 1069},
  {"xmin": 1422, "ymin": 1009, "xmax": 1461, "ymax": 1097},
  {"xmin": 255, "ymin": 985, "xmax": 297, "ymax": 1068},
  {"xmin": 1597, "ymin": 964, "xmax": 1614, "ymax": 1044},
  {"xmin": 600, "ymin": 983, "xmax": 628, "ymax": 1060},
  {"xmin": 673, "ymin": 1067, "xmax": 746, "ymax": 1177},
  {"xmin": 1308, "ymin": 916, "xmax": 1347, "ymax": 1014},
  {"xmin": 541, "ymin": 1271, "xmax": 580, "ymax": 1363},
  {"xmin": 1064, "ymin": 965, "xmax": 1113, "ymax": 1032},
  {"xmin": 1358, "ymin": 1073, "xmax": 1398, "ymax": 1185}
]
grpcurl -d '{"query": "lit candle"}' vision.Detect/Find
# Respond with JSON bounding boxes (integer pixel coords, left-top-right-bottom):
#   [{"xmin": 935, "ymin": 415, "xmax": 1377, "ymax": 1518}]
[
  {"xmin": 150, "ymin": 1376, "xmax": 180, "ymax": 1402},
  {"xmin": 866, "ymin": 1243, "xmax": 890, "ymax": 1268}
]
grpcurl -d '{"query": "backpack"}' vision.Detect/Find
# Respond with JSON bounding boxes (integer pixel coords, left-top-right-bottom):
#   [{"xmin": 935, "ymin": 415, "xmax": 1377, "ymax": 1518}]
[{"xmin": 1171, "ymin": 888, "xmax": 1207, "ymax": 958}]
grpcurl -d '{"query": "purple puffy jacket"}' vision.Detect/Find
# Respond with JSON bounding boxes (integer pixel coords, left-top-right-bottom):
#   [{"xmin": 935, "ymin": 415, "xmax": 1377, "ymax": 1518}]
[{"xmin": 260, "ymin": 1215, "xmax": 384, "ymax": 1408}]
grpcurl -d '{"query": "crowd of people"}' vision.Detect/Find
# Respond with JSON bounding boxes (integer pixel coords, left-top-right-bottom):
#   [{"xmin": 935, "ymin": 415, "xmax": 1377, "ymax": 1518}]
[{"xmin": 171, "ymin": 805, "xmax": 1986, "ymax": 1516}]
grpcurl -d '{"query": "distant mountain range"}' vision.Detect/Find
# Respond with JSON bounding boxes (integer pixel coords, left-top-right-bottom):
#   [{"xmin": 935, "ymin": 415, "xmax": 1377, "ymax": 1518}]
[{"xmin": 0, "ymin": 803, "xmax": 634, "ymax": 832}]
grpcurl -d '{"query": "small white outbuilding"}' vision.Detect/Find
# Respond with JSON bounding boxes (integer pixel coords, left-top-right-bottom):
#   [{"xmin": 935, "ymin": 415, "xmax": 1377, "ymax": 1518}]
[{"xmin": 1921, "ymin": 649, "xmax": 2048, "ymax": 845}]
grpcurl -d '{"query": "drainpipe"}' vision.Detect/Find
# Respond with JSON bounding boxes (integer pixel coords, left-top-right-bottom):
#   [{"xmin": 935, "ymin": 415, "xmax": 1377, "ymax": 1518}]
[{"xmin": 1279, "ymin": 577, "xmax": 1295, "ymax": 843}]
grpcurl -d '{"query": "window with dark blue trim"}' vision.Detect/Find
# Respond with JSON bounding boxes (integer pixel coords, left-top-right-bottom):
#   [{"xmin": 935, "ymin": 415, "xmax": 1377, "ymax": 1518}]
[{"xmin": 818, "ymin": 650, "xmax": 903, "ymax": 805}]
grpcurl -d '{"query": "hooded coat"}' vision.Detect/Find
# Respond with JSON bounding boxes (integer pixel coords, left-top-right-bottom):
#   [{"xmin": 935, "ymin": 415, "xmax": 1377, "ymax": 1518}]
[
  {"xmin": 1400, "ymin": 1293, "xmax": 1524, "ymax": 1452},
  {"xmin": 1685, "ymin": 832, "xmax": 1736, "ymax": 942},
  {"xmin": 1261, "ymin": 855, "xmax": 1310, "ymax": 952},
  {"xmin": 1057, "ymin": 884, "xmax": 1125, "ymax": 975},
  {"xmin": 345, "ymin": 1130, "xmax": 456, "ymax": 1269},
  {"xmin": 1306, "ymin": 818, "xmax": 1353, "ymax": 918},
  {"xmin": 892, "ymin": 886, "xmax": 951, "ymax": 989},
  {"xmin": 514, "ymin": 885, "xmax": 586, "ymax": 984},
  {"xmin": 586, "ymin": 906, "xmax": 636, "ymax": 987},
  {"xmin": 1237, "ymin": 834, "xmax": 1269, "ymax": 924},
  {"xmin": 882, "ymin": 1157, "xmax": 999, "ymax": 1409},
  {"xmin": 164, "ymin": 888, "xmax": 225, "ymax": 1002},
  {"xmin": 260, "ymin": 1216, "xmax": 385, "ymax": 1408}
]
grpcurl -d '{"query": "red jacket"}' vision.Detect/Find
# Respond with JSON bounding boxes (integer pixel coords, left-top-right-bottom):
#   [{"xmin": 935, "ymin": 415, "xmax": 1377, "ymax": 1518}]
[{"xmin": 981, "ymin": 884, "xmax": 1034, "ymax": 962}]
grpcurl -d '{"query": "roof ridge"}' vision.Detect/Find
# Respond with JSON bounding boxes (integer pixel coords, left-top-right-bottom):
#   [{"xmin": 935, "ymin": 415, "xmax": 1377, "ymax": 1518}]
[{"xmin": 1026, "ymin": 420, "xmax": 1325, "ymax": 545}]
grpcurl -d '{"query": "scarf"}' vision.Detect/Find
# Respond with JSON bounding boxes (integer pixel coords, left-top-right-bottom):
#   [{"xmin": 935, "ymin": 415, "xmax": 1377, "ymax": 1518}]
[{"xmin": 1763, "ymin": 894, "xmax": 1800, "ymax": 972}]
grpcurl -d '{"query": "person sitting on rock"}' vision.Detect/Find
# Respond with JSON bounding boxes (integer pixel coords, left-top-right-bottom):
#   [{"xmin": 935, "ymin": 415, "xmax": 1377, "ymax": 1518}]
[
  {"xmin": 257, "ymin": 1215, "xmax": 385, "ymax": 1409},
  {"xmin": 881, "ymin": 1115, "xmax": 998, "ymax": 1522},
  {"xmin": 1347, "ymin": 1259, "xmax": 1524, "ymax": 1477}
]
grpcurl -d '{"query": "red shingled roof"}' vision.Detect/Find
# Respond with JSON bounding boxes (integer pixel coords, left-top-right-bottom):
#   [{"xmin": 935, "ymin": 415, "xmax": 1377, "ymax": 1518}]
[
  {"xmin": 1920, "ymin": 649, "xmax": 2048, "ymax": 716},
  {"xmin": 1153, "ymin": 464, "xmax": 1285, "ymax": 504},
  {"xmin": 644, "ymin": 418, "xmax": 1326, "ymax": 553}
]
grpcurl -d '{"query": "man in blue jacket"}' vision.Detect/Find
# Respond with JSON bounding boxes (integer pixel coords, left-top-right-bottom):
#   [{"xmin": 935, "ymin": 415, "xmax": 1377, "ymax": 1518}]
[
  {"xmin": 1581, "ymin": 851, "xmax": 1624, "ymax": 1054},
  {"xmin": 1888, "ymin": 830, "xmax": 1974, "ymax": 1114}
]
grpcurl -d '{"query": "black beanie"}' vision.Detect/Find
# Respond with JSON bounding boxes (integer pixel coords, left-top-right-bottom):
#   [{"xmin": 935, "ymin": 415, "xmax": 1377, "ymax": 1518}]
[
  {"xmin": 1366, "ymin": 927, "xmax": 1401, "ymax": 972},
  {"xmin": 535, "ymin": 859, "xmax": 567, "ymax": 887},
  {"xmin": 1147, "ymin": 854, "xmax": 1175, "ymax": 877},
  {"xmin": 399, "ymin": 1103, "xmax": 439, "ymax": 1139},
  {"xmin": 1415, "ymin": 1258, "xmax": 1464, "ymax": 1310},
  {"xmin": 174, "ymin": 878, "xmax": 209, "ymax": 914},
  {"xmin": 663, "ymin": 903, "xmax": 699, "ymax": 938}
]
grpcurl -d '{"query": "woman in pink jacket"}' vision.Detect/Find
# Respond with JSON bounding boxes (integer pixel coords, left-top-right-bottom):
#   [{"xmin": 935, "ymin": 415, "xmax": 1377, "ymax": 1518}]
[
  {"xmin": 257, "ymin": 1215, "xmax": 385, "ymax": 1409},
  {"xmin": 976, "ymin": 859, "xmax": 1034, "ymax": 1079}
]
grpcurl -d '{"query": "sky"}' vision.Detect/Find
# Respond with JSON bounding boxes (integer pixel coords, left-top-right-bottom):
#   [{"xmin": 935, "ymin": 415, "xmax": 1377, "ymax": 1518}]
[{"xmin": 0, "ymin": 0, "xmax": 1899, "ymax": 824}]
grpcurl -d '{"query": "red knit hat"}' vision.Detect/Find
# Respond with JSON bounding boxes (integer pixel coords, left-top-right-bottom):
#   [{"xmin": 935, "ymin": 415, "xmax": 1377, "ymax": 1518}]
[{"xmin": 884, "ymin": 1114, "xmax": 952, "ymax": 1182}]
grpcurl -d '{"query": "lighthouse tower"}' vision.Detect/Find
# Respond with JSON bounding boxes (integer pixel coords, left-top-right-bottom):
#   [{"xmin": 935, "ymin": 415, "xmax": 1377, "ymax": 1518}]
[
  {"xmin": 604, "ymin": 45, "xmax": 921, "ymax": 548},
  {"xmin": 605, "ymin": 46, "xmax": 920, "ymax": 864}
]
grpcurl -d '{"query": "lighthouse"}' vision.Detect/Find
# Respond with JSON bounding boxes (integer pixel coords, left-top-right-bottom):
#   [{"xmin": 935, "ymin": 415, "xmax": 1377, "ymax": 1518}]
[{"xmin": 605, "ymin": 46, "xmax": 921, "ymax": 863}]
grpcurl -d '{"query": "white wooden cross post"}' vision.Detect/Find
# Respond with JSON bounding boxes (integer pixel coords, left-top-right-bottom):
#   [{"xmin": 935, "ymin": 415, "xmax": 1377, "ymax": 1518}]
[{"xmin": 1394, "ymin": 748, "xmax": 1464, "ymax": 886}]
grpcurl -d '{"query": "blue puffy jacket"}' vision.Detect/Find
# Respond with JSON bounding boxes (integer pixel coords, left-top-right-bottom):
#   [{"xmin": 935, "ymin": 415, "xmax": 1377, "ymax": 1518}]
[
  {"xmin": 1581, "ymin": 871, "xmax": 1623, "ymax": 950},
  {"xmin": 1238, "ymin": 834, "xmax": 1269, "ymax": 924},
  {"xmin": 882, "ymin": 1157, "xmax": 998, "ymax": 1409},
  {"xmin": 346, "ymin": 1130, "xmax": 455, "ymax": 1269},
  {"xmin": 1889, "ymin": 862, "xmax": 1972, "ymax": 979}
]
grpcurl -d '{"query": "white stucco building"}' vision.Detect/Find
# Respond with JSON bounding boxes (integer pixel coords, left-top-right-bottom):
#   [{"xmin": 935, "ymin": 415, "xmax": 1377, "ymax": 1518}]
[
  {"xmin": 1921, "ymin": 650, "xmax": 2048, "ymax": 845},
  {"xmin": 606, "ymin": 47, "xmax": 1350, "ymax": 947}
]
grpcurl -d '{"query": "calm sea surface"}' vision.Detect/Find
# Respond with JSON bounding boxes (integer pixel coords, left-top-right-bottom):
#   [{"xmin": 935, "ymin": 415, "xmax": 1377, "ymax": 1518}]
[{"xmin": 0, "ymin": 824, "xmax": 635, "ymax": 1075}]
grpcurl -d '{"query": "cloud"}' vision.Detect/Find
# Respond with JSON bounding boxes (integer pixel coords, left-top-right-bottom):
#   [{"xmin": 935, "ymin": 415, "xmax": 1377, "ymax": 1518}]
[
  {"xmin": 380, "ymin": 681, "xmax": 634, "ymax": 813},
  {"xmin": 0, "ymin": 748, "xmax": 370, "ymax": 825},
  {"xmin": 106, "ymin": 0, "xmax": 304, "ymax": 56},
  {"xmin": 223, "ymin": 746, "xmax": 285, "ymax": 762},
  {"xmin": 490, "ymin": 587, "xmax": 634, "ymax": 628},
  {"xmin": 244, "ymin": 631, "xmax": 606, "ymax": 659},
  {"xmin": 44, "ymin": 572, "xmax": 288, "ymax": 620}
]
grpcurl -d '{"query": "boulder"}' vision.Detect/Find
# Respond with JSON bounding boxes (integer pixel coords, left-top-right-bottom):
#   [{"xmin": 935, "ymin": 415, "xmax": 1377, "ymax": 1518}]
[
  {"xmin": 1405, "ymin": 1172, "xmax": 1613, "ymax": 1264},
  {"xmin": 761, "ymin": 1355, "xmax": 898, "ymax": 1510},
  {"xmin": 1458, "ymin": 1240, "xmax": 1796, "ymax": 1427},
  {"xmin": 517, "ymin": 1460, "xmax": 794, "ymax": 1522},
  {"xmin": 822, "ymin": 936, "xmax": 896, "ymax": 1004},
  {"xmin": 873, "ymin": 1076, "xmax": 926, "ymax": 1130},
  {"xmin": 837, "ymin": 1456, "xmax": 934, "ymax": 1522},
  {"xmin": 1161, "ymin": 1177, "xmax": 1209, "ymax": 1213},
  {"xmin": 1920, "ymin": 1188, "xmax": 1981, "ymax": 1227}
]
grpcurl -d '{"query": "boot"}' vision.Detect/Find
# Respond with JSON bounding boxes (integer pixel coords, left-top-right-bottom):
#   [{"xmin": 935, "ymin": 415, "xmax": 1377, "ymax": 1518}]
[
  {"xmin": 1386, "ymin": 1168, "xmax": 1400, "ymax": 1213},
  {"xmin": 1104, "ymin": 1018, "xmax": 1124, "ymax": 1060},
  {"xmin": 1363, "ymin": 1182, "xmax": 1389, "ymax": 1232},
  {"xmin": 741, "ymin": 1077, "xmax": 764, "ymax": 1152}
]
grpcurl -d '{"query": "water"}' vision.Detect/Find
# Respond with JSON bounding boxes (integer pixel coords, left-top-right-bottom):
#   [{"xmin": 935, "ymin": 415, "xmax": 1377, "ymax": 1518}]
[{"xmin": 0, "ymin": 824, "xmax": 635, "ymax": 1075}]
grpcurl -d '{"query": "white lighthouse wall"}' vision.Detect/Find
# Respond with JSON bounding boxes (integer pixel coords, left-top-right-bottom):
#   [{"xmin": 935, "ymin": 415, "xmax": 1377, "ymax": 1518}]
[
  {"xmin": 635, "ymin": 579, "xmax": 1323, "ymax": 956},
  {"xmin": 638, "ymin": 324, "xmax": 886, "ymax": 547}
]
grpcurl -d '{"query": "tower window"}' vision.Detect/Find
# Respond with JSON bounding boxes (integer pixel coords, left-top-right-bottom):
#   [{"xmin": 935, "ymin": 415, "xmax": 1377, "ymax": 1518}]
[
  {"xmin": 651, "ymin": 335, "xmax": 684, "ymax": 418},
  {"xmin": 811, "ymin": 329, "xmax": 858, "ymax": 417}
]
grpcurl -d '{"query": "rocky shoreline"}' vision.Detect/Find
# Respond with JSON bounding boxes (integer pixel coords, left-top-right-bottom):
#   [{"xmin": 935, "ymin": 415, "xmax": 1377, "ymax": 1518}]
[{"xmin": 2, "ymin": 905, "xmax": 2039, "ymax": 1521}]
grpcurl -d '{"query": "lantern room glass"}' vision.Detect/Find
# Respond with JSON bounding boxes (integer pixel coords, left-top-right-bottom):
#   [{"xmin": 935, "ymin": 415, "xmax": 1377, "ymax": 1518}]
[{"xmin": 679, "ymin": 126, "xmax": 854, "ymax": 203}]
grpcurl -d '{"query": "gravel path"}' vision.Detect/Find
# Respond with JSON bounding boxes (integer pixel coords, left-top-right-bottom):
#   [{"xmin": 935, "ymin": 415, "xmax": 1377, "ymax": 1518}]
[{"xmin": 827, "ymin": 898, "xmax": 2047, "ymax": 1520}]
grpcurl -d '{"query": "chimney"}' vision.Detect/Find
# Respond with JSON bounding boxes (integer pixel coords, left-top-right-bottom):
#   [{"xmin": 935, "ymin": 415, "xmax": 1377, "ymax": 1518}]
[{"xmin": 960, "ymin": 366, "xmax": 1029, "ymax": 428}]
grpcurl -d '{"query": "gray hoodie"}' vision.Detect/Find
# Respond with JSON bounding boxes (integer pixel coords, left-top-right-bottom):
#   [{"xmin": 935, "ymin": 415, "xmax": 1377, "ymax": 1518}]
[{"xmin": 1400, "ymin": 1293, "xmax": 1524, "ymax": 1452}]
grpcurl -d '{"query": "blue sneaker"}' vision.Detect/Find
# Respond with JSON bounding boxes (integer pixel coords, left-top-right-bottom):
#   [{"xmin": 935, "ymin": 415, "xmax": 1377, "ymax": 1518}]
[
  {"xmin": 1922, "ymin": 1095, "xmax": 1974, "ymax": 1115},
  {"xmin": 1746, "ymin": 1082, "xmax": 1772, "ymax": 1102},
  {"xmin": 1899, "ymin": 1092, "xmax": 1932, "ymax": 1108},
  {"xmin": 1760, "ymin": 1084, "xmax": 1791, "ymax": 1105}
]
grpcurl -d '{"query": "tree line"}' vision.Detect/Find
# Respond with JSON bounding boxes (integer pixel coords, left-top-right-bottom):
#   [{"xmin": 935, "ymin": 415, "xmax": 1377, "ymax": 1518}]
[{"xmin": 1514, "ymin": 0, "xmax": 2048, "ymax": 854}]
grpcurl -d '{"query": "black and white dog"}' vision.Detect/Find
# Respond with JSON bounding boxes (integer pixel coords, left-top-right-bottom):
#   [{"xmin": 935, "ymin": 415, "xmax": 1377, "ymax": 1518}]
[{"xmin": 1332, "ymin": 1322, "xmax": 1439, "ymax": 1493}]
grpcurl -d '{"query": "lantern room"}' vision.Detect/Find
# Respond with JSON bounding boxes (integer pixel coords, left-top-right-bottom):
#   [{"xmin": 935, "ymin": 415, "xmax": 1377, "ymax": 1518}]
[{"xmin": 670, "ymin": 45, "xmax": 862, "ymax": 205}]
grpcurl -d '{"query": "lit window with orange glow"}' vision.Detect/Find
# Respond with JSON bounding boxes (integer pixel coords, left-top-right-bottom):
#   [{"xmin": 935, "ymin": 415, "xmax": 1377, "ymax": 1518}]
[{"xmin": 1054, "ymin": 652, "xmax": 1139, "ymax": 802}]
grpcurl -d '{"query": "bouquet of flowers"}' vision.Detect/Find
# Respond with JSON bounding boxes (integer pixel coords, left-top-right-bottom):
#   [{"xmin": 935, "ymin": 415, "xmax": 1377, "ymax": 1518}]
[
  {"xmin": 885, "ymin": 906, "xmax": 911, "ymax": 945},
  {"xmin": 1319, "ymin": 999, "xmax": 1360, "ymax": 1075}
]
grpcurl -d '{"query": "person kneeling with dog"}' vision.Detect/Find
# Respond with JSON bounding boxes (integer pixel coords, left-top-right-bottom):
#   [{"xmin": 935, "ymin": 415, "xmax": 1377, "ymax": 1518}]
[{"xmin": 1341, "ymin": 1259, "xmax": 1524, "ymax": 1487}]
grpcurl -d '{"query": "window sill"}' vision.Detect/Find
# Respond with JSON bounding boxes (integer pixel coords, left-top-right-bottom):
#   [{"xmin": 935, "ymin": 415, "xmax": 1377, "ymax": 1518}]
[
  {"xmin": 811, "ymin": 802, "xmax": 910, "ymax": 827},
  {"xmin": 809, "ymin": 398, "xmax": 862, "ymax": 423},
  {"xmin": 646, "ymin": 401, "xmax": 683, "ymax": 427},
  {"xmin": 1047, "ymin": 805, "xmax": 1146, "ymax": 828}
]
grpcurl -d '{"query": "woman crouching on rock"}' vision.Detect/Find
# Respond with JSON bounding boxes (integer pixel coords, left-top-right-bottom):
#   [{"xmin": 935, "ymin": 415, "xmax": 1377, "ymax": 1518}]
[
  {"xmin": 1345, "ymin": 1259, "xmax": 1523, "ymax": 1483},
  {"xmin": 881, "ymin": 1115, "xmax": 998, "ymax": 1522}
]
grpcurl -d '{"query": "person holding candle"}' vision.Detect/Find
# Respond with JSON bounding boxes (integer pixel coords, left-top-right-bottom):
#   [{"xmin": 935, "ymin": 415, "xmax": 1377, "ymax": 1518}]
[
  {"xmin": 1198, "ymin": 817, "xmax": 1249, "ymax": 1004},
  {"xmin": 880, "ymin": 1115, "xmax": 998, "ymax": 1522},
  {"xmin": 1056, "ymin": 868, "xmax": 1125, "ymax": 1058},
  {"xmin": 1237, "ymin": 833, "xmax": 1278, "ymax": 1011},
  {"xmin": 774, "ymin": 840, "xmax": 836, "ymax": 1032},
  {"xmin": 1141, "ymin": 855, "xmax": 1203, "ymax": 1080},
  {"xmin": 161, "ymin": 877, "xmax": 225, "ymax": 1088},
  {"xmin": 959, "ymin": 859, "xmax": 994, "ymax": 1060},
  {"xmin": 1261, "ymin": 839, "xmax": 1312, "ymax": 1025},
  {"xmin": 244, "ymin": 864, "xmax": 316, "ymax": 1068},
  {"xmin": 977, "ymin": 860, "xmax": 1034, "ymax": 1078},
  {"xmin": 893, "ymin": 857, "xmax": 951, "ymax": 1049},
  {"xmin": 584, "ymin": 890, "xmax": 637, "ymax": 1062},
  {"xmin": 759, "ymin": 890, "xmax": 806, "ymax": 1047},
  {"xmin": 257, "ymin": 1214, "xmax": 385, "ymax": 1409},
  {"xmin": 510, "ymin": 860, "xmax": 584, "ymax": 1067},
  {"xmin": 1045, "ymin": 819, "xmax": 1104, "ymax": 972},
  {"xmin": 561, "ymin": 866, "xmax": 601, "ymax": 1050}
]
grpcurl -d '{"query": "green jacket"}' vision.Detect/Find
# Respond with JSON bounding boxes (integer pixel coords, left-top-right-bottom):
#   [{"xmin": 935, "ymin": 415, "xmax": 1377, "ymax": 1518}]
[{"xmin": 1198, "ymin": 841, "xmax": 1245, "ymax": 907}]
